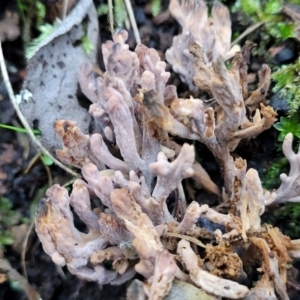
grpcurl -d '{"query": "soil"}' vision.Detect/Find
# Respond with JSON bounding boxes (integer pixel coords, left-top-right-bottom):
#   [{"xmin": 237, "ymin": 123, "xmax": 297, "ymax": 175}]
[{"xmin": 0, "ymin": 0, "xmax": 300, "ymax": 299}]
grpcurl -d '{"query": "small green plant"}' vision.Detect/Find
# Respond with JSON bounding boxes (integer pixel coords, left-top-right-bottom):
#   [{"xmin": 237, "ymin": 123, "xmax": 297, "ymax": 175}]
[
  {"xmin": 261, "ymin": 158, "xmax": 300, "ymax": 239},
  {"xmin": 17, "ymin": 0, "xmax": 46, "ymax": 26},
  {"xmin": 81, "ymin": 35, "xmax": 94, "ymax": 55},
  {"xmin": 35, "ymin": 1, "xmax": 46, "ymax": 25},
  {"xmin": 25, "ymin": 22, "xmax": 57, "ymax": 59},
  {"xmin": 97, "ymin": 3, "xmax": 109, "ymax": 16},
  {"xmin": 41, "ymin": 154, "xmax": 54, "ymax": 166},
  {"xmin": 80, "ymin": 21, "xmax": 95, "ymax": 55},
  {"xmin": 17, "ymin": 0, "xmax": 47, "ymax": 45},
  {"xmin": 273, "ymin": 115, "xmax": 300, "ymax": 142},
  {"xmin": 272, "ymin": 58, "xmax": 300, "ymax": 116},
  {"xmin": 151, "ymin": 0, "xmax": 162, "ymax": 17},
  {"xmin": 232, "ymin": 0, "xmax": 296, "ymax": 40}
]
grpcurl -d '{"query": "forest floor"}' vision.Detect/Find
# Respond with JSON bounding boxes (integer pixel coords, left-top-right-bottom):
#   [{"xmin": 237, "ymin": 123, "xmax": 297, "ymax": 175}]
[{"xmin": 0, "ymin": 0, "xmax": 300, "ymax": 299}]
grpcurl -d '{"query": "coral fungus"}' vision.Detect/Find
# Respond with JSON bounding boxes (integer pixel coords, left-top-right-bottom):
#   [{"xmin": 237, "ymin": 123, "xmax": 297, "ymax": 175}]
[{"xmin": 34, "ymin": 2, "xmax": 300, "ymax": 299}]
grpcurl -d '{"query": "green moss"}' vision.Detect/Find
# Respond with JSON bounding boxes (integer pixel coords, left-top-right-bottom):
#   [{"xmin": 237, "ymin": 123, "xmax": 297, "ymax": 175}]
[
  {"xmin": 272, "ymin": 55, "xmax": 300, "ymax": 164},
  {"xmin": 270, "ymin": 202, "xmax": 300, "ymax": 239},
  {"xmin": 0, "ymin": 198, "xmax": 21, "ymax": 249},
  {"xmin": 272, "ymin": 58, "xmax": 300, "ymax": 116},
  {"xmin": 261, "ymin": 156, "xmax": 300, "ymax": 239},
  {"xmin": 232, "ymin": 0, "xmax": 296, "ymax": 41},
  {"xmin": 260, "ymin": 157, "xmax": 288, "ymax": 190},
  {"xmin": 114, "ymin": 0, "xmax": 126, "ymax": 29},
  {"xmin": 97, "ymin": 4, "xmax": 109, "ymax": 16}
]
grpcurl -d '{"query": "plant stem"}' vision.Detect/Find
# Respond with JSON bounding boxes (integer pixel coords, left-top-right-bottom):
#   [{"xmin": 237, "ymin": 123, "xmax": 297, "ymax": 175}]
[
  {"xmin": 123, "ymin": 0, "xmax": 141, "ymax": 44},
  {"xmin": 0, "ymin": 123, "xmax": 40, "ymax": 134},
  {"xmin": 108, "ymin": 0, "xmax": 115, "ymax": 35},
  {"xmin": 231, "ymin": 21, "xmax": 264, "ymax": 46}
]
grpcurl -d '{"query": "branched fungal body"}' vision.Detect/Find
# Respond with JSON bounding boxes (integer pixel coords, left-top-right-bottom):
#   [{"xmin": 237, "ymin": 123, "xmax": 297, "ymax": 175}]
[{"xmin": 34, "ymin": 1, "xmax": 300, "ymax": 299}]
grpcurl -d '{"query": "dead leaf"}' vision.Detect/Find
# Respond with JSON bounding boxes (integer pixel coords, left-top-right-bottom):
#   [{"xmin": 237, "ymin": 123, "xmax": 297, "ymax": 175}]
[{"xmin": 20, "ymin": 0, "xmax": 99, "ymax": 154}]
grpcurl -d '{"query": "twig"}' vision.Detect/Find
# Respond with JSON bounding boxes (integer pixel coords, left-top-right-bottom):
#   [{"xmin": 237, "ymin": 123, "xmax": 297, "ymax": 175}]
[
  {"xmin": 40, "ymin": 154, "xmax": 53, "ymax": 187},
  {"xmin": 123, "ymin": 0, "xmax": 141, "ymax": 44},
  {"xmin": 177, "ymin": 183, "xmax": 187, "ymax": 215},
  {"xmin": 0, "ymin": 259, "xmax": 41, "ymax": 300},
  {"xmin": 23, "ymin": 153, "xmax": 40, "ymax": 174},
  {"xmin": 62, "ymin": 177, "xmax": 77, "ymax": 188},
  {"xmin": 231, "ymin": 21, "xmax": 264, "ymax": 46},
  {"xmin": 124, "ymin": 7, "xmax": 130, "ymax": 30},
  {"xmin": 108, "ymin": 0, "xmax": 115, "ymax": 36},
  {"xmin": 55, "ymin": 265, "xmax": 66, "ymax": 281},
  {"xmin": 62, "ymin": 0, "xmax": 69, "ymax": 20},
  {"xmin": 0, "ymin": 41, "xmax": 80, "ymax": 178},
  {"xmin": 22, "ymin": 0, "xmax": 36, "ymax": 44},
  {"xmin": 22, "ymin": 179, "xmax": 52, "ymax": 280},
  {"xmin": 21, "ymin": 219, "xmax": 35, "ymax": 280}
]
